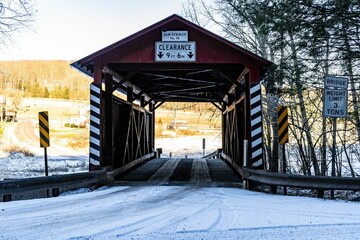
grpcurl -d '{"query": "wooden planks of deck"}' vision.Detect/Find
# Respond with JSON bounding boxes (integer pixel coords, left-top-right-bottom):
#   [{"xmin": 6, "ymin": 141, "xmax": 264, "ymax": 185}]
[{"xmin": 118, "ymin": 158, "xmax": 242, "ymax": 186}]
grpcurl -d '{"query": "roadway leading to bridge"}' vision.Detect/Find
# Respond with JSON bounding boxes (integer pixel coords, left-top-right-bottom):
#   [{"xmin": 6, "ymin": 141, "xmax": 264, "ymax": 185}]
[{"xmin": 117, "ymin": 158, "xmax": 242, "ymax": 186}]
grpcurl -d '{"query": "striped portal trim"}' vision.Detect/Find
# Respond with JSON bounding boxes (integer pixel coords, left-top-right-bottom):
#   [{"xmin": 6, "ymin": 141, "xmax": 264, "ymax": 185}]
[
  {"xmin": 90, "ymin": 83, "xmax": 101, "ymax": 166},
  {"xmin": 250, "ymin": 84, "xmax": 263, "ymax": 168}
]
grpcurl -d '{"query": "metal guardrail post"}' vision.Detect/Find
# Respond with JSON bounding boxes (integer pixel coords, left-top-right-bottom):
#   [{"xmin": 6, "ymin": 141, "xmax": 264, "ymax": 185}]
[
  {"xmin": 3, "ymin": 194, "xmax": 11, "ymax": 202},
  {"xmin": 52, "ymin": 188, "xmax": 60, "ymax": 197}
]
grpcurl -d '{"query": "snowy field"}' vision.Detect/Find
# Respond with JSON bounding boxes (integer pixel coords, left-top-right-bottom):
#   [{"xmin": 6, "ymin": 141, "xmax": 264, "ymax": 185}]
[
  {"xmin": 1, "ymin": 185, "xmax": 360, "ymax": 240},
  {"xmin": 0, "ymin": 152, "xmax": 88, "ymax": 180},
  {"xmin": 155, "ymin": 134, "xmax": 222, "ymax": 158}
]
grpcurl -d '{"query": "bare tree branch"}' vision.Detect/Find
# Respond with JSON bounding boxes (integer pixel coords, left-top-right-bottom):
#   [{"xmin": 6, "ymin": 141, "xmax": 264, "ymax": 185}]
[{"xmin": 0, "ymin": 0, "xmax": 36, "ymax": 46}]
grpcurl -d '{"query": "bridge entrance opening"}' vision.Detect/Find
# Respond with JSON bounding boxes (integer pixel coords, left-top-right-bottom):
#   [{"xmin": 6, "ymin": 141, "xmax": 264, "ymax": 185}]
[
  {"xmin": 71, "ymin": 14, "xmax": 273, "ymax": 184},
  {"xmin": 154, "ymin": 102, "xmax": 222, "ymax": 158}
]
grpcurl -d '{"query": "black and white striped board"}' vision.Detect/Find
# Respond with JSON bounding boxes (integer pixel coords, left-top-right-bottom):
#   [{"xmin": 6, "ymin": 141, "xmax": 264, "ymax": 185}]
[
  {"xmin": 250, "ymin": 84, "xmax": 263, "ymax": 168},
  {"xmin": 89, "ymin": 83, "xmax": 101, "ymax": 168}
]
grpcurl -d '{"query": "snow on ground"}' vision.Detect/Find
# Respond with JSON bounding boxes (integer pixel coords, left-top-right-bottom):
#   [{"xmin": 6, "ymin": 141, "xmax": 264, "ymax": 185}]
[
  {"xmin": 0, "ymin": 152, "xmax": 88, "ymax": 180},
  {"xmin": 1, "ymin": 185, "xmax": 360, "ymax": 240},
  {"xmin": 0, "ymin": 120, "xmax": 88, "ymax": 180},
  {"xmin": 155, "ymin": 134, "xmax": 222, "ymax": 158},
  {"xmin": 0, "ymin": 134, "xmax": 219, "ymax": 180}
]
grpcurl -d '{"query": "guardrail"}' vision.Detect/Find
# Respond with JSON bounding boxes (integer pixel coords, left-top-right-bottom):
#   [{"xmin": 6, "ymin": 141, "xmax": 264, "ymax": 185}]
[
  {"xmin": 0, "ymin": 169, "xmax": 107, "ymax": 202},
  {"xmin": 201, "ymin": 149, "xmax": 222, "ymax": 159},
  {"xmin": 220, "ymin": 152, "xmax": 360, "ymax": 192},
  {"xmin": 243, "ymin": 168, "xmax": 360, "ymax": 191}
]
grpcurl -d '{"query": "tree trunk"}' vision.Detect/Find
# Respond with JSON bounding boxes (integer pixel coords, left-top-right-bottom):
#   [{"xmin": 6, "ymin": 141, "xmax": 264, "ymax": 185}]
[
  {"xmin": 266, "ymin": 92, "xmax": 279, "ymax": 172},
  {"xmin": 321, "ymin": 38, "xmax": 330, "ymax": 176},
  {"xmin": 288, "ymin": 31, "xmax": 320, "ymax": 175}
]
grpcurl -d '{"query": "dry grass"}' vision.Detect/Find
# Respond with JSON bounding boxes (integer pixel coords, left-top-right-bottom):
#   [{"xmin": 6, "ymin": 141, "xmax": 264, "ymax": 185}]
[
  {"xmin": 2, "ymin": 145, "xmax": 35, "ymax": 157},
  {"xmin": 51, "ymin": 128, "xmax": 89, "ymax": 150}
]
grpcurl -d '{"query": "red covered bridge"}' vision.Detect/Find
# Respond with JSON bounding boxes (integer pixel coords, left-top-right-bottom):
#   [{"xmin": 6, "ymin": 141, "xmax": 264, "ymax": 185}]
[{"xmin": 71, "ymin": 14, "xmax": 273, "ymax": 184}]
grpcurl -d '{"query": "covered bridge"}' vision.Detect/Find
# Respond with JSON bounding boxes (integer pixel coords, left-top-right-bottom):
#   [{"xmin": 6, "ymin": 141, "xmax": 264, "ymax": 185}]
[{"xmin": 71, "ymin": 14, "xmax": 273, "ymax": 179}]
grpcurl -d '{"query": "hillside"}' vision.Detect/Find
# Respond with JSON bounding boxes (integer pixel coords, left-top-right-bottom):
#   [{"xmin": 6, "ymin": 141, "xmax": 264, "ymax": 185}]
[{"xmin": 0, "ymin": 60, "xmax": 92, "ymax": 100}]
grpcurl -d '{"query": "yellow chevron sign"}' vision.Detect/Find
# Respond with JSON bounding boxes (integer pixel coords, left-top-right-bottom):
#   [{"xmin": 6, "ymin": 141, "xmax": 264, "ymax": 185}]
[
  {"xmin": 39, "ymin": 111, "xmax": 50, "ymax": 148},
  {"xmin": 278, "ymin": 106, "xmax": 289, "ymax": 144}
]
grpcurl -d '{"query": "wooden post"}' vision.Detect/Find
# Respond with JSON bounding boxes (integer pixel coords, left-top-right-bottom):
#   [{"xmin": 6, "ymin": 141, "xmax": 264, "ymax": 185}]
[
  {"xmin": 149, "ymin": 102, "xmax": 155, "ymax": 154},
  {"xmin": 221, "ymin": 103, "xmax": 226, "ymax": 153},
  {"xmin": 140, "ymin": 96, "xmax": 146, "ymax": 107},
  {"xmin": 105, "ymin": 73, "xmax": 113, "ymax": 167},
  {"xmin": 127, "ymin": 86, "xmax": 133, "ymax": 102}
]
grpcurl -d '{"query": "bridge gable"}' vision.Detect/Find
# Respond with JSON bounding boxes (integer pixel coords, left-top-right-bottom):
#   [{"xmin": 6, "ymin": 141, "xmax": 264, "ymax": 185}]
[{"xmin": 73, "ymin": 14, "xmax": 271, "ymax": 75}]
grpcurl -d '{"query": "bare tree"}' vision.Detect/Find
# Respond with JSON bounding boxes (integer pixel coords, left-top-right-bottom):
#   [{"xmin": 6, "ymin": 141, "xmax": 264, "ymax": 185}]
[{"xmin": 0, "ymin": 0, "xmax": 36, "ymax": 46}]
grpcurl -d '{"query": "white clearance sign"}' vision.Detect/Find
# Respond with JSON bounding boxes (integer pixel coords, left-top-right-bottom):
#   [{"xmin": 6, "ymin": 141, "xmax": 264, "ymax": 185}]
[
  {"xmin": 155, "ymin": 41, "xmax": 196, "ymax": 62},
  {"xmin": 323, "ymin": 89, "xmax": 348, "ymax": 118}
]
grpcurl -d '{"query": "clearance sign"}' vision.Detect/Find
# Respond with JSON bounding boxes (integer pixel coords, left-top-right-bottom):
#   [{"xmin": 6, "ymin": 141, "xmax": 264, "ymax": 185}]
[
  {"xmin": 155, "ymin": 30, "xmax": 196, "ymax": 62},
  {"xmin": 155, "ymin": 42, "xmax": 196, "ymax": 62}
]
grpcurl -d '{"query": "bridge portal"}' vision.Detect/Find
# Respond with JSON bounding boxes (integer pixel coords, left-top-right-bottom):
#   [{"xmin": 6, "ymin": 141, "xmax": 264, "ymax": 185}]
[{"xmin": 71, "ymin": 14, "xmax": 273, "ymax": 182}]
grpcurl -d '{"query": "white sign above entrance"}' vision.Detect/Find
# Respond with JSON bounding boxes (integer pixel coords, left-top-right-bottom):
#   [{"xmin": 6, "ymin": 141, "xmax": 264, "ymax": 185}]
[
  {"xmin": 162, "ymin": 31, "xmax": 188, "ymax": 42},
  {"xmin": 155, "ymin": 41, "xmax": 196, "ymax": 62}
]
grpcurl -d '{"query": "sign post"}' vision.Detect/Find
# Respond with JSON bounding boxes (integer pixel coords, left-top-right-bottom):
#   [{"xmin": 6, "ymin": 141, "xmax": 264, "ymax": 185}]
[
  {"xmin": 323, "ymin": 76, "xmax": 348, "ymax": 199},
  {"xmin": 202, "ymin": 138, "xmax": 206, "ymax": 156},
  {"xmin": 39, "ymin": 111, "xmax": 50, "ymax": 177},
  {"xmin": 278, "ymin": 105, "xmax": 289, "ymax": 195}
]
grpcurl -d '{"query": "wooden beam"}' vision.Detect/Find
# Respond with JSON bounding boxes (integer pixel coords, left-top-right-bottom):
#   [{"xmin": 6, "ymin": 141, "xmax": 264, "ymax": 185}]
[
  {"xmin": 223, "ymin": 68, "xmax": 249, "ymax": 103},
  {"xmin": 223, "ymin": 95, "xmax": 246, "ymax": 114},
  {"xmin": 104, "ymin": 73, "xmax": 113, "ymax": 167},
  {"xmin": 111, "ymin": 71, "xmax": 137, "ymax": 92},
  {"xmin": 211, "ymin": 102, "xmax": 223, "ymax": 111},
  {"xmin": 143, "ymin": 84, "xmax": 219, "ymax": 95},
  {"xmin": 103, "ymin": 66, "xmax": 150, "ymax": 101},
  {"xmin": 141, "ymin": 72, "xmax": 221, "ymax": 84},
  {"xmin": 156, "ymin": 95, "xmax": 221, "ymax": 102},
  {"xmin": 153, "ymin": 100, "xmax": 166, "ymax": 111}
]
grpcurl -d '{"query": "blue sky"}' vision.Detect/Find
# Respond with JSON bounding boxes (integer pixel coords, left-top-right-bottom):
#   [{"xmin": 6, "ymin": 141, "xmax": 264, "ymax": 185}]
[{"xmin": 0, "ymin": 0, "xmax": 189, "ymax": 60}]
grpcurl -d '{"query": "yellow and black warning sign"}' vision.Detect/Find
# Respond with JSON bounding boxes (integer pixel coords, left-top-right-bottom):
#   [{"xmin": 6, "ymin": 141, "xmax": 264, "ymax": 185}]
[
  {"xmin": 278, "ymin": 106, "xmax": 289, "ymax": 144},
  {"xmin": 39, "ymin": 111, "xmax": 50, "ymax": 148}
]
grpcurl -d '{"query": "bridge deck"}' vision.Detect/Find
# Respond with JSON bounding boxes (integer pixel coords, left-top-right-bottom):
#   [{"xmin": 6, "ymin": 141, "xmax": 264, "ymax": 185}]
[{"xmin": 117, "ymin": 158, "xmax": 242, "ymax": 187}]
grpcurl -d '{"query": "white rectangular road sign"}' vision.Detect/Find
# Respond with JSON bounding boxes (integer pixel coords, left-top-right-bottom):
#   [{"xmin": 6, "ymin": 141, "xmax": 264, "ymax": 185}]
[
  {"xmin": 325, "ymin": 76, "xmax": 348, "ymax": 89},
  {"xmin": 155, "ymin": 41, "xmax": 196, "ymax": 62},
  {"xmin": 162, "ymin": 31, "xmax": 188, "ymax": 41},
  {"xmin": 323, "ymin": 89, "xmax": 348, "ymax": 118}
]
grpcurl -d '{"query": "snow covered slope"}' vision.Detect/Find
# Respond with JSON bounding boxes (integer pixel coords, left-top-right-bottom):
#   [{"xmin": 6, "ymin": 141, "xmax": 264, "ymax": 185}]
[{"xmin": 1, "ymin": 185, "xmax": 360, "ymax": 240}]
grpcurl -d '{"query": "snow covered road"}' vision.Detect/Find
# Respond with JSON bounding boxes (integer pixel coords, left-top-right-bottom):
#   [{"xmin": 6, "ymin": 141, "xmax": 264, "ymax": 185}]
[{"xmin": 1, "ymin": 185, "xmax": 360, "ymax": 240}]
